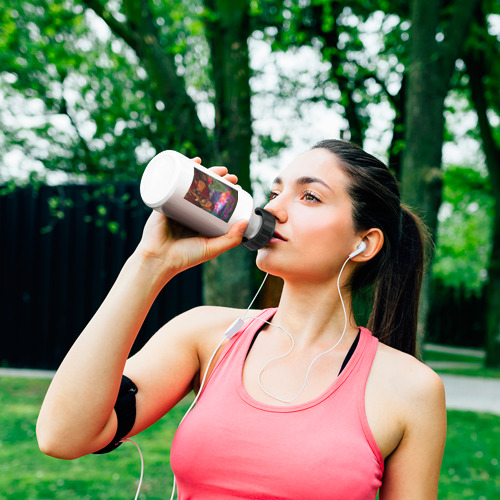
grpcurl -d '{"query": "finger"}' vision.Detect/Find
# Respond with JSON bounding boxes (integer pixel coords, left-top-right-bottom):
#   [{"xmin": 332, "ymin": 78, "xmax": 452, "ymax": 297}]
[
  {"xmin": 208, "ymin": 167, "xmax": 238, "ymax": 185},
  {"xmin": 223, "ymin": 174, "xmax": 239, "ymax": 185},
  {"xmin": 191, "ymin": 157, "xmax": 202, "ymax": 164},
  {"xmin": 209, "ymin": 166, "xmax": 228, "ymax": 176},
  {"xmin": 143, "ymin": 209, "xmax": 166, "ymax": 230},
  {"xmin": 203, "ymin": 220, "xmax": 248, "ymax": 258}
]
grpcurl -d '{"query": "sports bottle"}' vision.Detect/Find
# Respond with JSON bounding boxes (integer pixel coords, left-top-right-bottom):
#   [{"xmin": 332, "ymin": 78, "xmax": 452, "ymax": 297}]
[{"xmin": 140, "ymin": 150, "xmax": 275, "ymax": 250}]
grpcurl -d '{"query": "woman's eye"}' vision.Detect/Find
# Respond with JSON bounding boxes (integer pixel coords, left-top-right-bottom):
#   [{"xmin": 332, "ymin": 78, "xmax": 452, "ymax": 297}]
[
  {"xmin": 269, "ymin": 191, "xmax": 279, "ymax": 200},
  {"xmin": 303, "ymin": 192, "xmax": 319, "ymax": 202}
]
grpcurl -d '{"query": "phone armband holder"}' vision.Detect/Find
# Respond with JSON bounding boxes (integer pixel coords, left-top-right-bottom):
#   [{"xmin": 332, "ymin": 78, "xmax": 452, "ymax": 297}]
[{"xmin": 94, "ymin": 375, "xmax": 138, "ymax": 454}]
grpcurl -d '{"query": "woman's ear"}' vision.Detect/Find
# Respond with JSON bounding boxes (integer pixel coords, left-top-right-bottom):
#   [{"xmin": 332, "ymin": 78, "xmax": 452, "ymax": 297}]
[{"xmin": 350, "ymin": 228, "xmax": 384, "ymax": 262}]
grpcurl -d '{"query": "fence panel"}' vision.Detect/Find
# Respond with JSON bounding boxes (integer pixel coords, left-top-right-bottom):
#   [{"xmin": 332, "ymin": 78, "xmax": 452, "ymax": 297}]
[{"xmin": 0, "ymin": 183, "xmax": 202, "ymax": 370}]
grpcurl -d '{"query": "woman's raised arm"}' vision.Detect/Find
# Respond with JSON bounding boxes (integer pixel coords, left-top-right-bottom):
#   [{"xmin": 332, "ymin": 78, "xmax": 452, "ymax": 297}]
[{"xmin": 36, "ymin": 167, "xmax": 247, "ymax": 459}]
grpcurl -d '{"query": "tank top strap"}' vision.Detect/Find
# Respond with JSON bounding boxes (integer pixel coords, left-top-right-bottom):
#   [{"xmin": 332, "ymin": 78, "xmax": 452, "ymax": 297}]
[
  {"xmin": 351, "ymin": 328, "xmax": 382, "ymax": 467},
  {"xmin": 352, "ymin": 327, "xmax": 379, "ymax": 381},
  {"xmin": 207, "ymin": 308, "xmax": 278, "ymax": 382}
]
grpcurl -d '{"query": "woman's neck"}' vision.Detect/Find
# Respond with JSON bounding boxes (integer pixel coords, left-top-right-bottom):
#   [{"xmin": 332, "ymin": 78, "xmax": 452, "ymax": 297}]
[{"xmin": 271, "ymin": 278, "xmax": 359, "ymax": 349}]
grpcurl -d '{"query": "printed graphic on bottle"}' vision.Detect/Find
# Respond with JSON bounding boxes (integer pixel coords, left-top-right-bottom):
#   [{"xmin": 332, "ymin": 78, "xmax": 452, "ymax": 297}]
[{"xmin": 184, "ymin": 166, "xmax": 238, "ymax": 222}]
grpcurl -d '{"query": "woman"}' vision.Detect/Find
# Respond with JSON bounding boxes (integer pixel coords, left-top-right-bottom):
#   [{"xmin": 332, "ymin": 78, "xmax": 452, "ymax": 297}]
[{"xmin": 37, "ymin": 139, "xmax": 447, "ymax": 499}]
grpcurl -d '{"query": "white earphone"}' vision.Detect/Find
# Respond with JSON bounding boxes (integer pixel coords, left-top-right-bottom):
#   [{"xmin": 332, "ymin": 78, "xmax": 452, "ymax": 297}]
[{"xmin": 348, "ymin": 240, "xmax": 367, "ymax": 259}]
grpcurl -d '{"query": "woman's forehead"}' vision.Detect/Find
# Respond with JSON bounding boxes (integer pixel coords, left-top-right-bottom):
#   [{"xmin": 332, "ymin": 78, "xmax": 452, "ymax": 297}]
[{"xmin": 275, "ymin": 148, "xmax": 349, "ymax": 188}]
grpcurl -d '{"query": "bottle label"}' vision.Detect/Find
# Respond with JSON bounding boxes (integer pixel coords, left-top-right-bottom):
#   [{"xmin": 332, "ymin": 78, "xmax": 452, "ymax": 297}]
[{"xmin": 184, "ymin": 166, "xmax": 238, "ymax": 222}]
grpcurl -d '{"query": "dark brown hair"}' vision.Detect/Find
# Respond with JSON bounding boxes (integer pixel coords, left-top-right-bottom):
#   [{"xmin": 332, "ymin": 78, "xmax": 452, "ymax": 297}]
[{"xmin": 312, "ymin": 139, "xmax": 428, "ymax": 356}]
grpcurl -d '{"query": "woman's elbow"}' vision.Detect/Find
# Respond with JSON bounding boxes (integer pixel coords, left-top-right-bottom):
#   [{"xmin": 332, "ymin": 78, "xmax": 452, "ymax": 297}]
[
  {"xmin": 37, "ymin": 436, "xmax": 81, "ymax": 460},
  {"xmin": 36, "ymin": 420, "xmax": 88, "ymax": 460}
]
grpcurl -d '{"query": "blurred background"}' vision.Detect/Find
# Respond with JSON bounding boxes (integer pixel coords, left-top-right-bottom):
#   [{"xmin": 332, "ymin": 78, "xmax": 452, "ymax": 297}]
[{"xmin": 0, "ymin": 0, "xmax": 499, "ymax": 498}]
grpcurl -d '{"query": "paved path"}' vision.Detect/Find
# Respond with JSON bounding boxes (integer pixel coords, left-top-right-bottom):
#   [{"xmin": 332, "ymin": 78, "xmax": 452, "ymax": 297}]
[
  {"xmin": 439, "ymin": 373, "xmax": 500, "ymax": 415},
  {"xmin": 1, "ymin": 368, "xmax": 499, "ymax": 415},
  {"xmin": 0, "ymin": 368, "xmax": 56, "ymax": 379}
]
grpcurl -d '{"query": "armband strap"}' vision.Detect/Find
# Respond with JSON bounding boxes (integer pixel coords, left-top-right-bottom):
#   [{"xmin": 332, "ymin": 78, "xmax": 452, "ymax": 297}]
[{"xmin": 94, "ymin": 375, "xmax": 138, "ymax": 454}]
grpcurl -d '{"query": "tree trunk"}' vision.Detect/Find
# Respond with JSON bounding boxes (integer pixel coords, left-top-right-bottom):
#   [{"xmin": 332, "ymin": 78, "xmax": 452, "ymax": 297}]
[
  {"xmin": 402, "ymin": 0, "xmax": 445, "ymax": 348},
  {"xmin": 202, "ymin": 0, "xmax": 254, "ymax": 307},
  {"xmin": 388, "ymin": 74, "xmax": 406, "ymax": 181},
  {"xmin": 465, "ymin": 36, "xmax": 500, "ymax": 367},
  {"xmin": 485, "ymin": 210, "xmax": 500, "ymax": 367},
  {"xmin": 84, "ymin": 0, "xmax": 256, "ymax": 307},
  {"xmin": 402, "ymin": 0, "xmax": 481, "ymax": 346}
]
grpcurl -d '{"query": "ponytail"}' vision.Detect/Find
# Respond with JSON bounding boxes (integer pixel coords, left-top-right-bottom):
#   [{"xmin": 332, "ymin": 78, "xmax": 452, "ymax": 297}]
[
  {"xmin": 312, "ymin": 139, "xmax": 430, "ymax": 356},
  {"xmin": 367, "ymin": 206, "xmax": 429, "ymax": 356}
]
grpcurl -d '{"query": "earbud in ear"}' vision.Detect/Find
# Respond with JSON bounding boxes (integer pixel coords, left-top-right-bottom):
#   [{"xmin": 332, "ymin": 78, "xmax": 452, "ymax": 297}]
[{"xmin": 349, "ymin": 241, "xmax": 367, "ymax": 259}]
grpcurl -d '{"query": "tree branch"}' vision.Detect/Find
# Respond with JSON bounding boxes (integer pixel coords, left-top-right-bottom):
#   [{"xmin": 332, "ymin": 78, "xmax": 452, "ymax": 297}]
[
  {"xmin": 80, "ymin": 0, "xmax": 211, "ymax": 159},
  {"xmin": 57, "ymin": 72, "xmax": 99, "ymax": 175},
  {"xmin": 80, "ymin": 0, "xmax": 138, "ymax": 49},
  {"xmin": 440, "ymin": 0, "xmax": 482, "ymax": 82}
]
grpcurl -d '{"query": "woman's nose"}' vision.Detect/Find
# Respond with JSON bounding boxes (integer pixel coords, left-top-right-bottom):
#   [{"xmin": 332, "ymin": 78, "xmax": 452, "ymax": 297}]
[{"xmin": 264, "ymin": 196, "xmax": 287, "ymax": 223}]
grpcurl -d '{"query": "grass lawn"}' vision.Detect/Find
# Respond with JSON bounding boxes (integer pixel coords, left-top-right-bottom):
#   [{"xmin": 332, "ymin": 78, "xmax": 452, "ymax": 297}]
[{"xmin": 1, "ymin": 376, "xmax": 499, "ymax": 499}]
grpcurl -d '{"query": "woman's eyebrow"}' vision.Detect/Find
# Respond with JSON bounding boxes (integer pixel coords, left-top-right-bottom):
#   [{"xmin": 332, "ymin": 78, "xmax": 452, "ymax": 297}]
[
  {"xmin": 296, "ymin": 176, "xmax": 332, "ymax": 191},
  {"xmin": 271, "ymin": 175, "xmax": 332, "ymax": 191}
]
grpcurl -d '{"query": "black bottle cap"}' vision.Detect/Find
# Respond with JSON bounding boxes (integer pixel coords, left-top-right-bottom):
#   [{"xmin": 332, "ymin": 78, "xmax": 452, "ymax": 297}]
[{"xmin": 241, "ymin": 207, "xmax": 276, "ymax": 251}]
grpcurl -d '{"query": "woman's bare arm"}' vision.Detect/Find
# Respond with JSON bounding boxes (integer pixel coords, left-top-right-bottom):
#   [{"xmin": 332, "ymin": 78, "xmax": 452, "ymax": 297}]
[
  {"xmin": 37, "ymin": 251, "xmax": 174, "ymax": 458},
  {"xmin": 37, "ymin": 166, "xmax": 247, "ymax": 459},
  {"xmin": 379, "ymin": 365, "xmax": 447, "ymax": 499}
]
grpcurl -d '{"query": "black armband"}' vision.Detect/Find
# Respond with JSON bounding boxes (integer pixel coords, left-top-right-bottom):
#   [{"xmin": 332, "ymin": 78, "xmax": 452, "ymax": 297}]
[{"xmin": 94, "ymin": 375, "xmax": 138, "ymax": 455}]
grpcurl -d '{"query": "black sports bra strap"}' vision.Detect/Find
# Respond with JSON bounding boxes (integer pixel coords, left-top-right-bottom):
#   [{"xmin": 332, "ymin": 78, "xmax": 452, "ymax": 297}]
[
  {"xmin": 247, "ymin": 322, "xmax": 361, "ymax": 377},
  {"xmin": 338, "ymin": 330, "xmax": 361, "ymax": 375}
]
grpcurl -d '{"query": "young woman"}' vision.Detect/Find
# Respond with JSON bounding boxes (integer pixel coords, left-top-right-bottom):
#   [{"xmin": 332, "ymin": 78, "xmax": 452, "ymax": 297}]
[{"xmin": 37, "ymin": 139, "xmax": 447, "ymax": 499}]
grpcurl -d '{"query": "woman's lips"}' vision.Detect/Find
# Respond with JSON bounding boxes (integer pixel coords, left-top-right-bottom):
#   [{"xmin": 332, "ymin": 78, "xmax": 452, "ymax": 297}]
[{"xmin": 269, "ymin": 231, "xmax": 286, "ymax": 243}]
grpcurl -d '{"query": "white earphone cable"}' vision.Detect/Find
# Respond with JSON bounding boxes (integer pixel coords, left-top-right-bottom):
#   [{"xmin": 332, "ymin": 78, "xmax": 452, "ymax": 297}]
[
  {"xmin": 169, "ymin": 333, "xmax": 227, "ymax": 500},
  {"xmin": 256, "ymin": 254, "xmax": 352, "ymax": 403},
  {"xmin": 170, "ymin": 272, "xmax": 269, "ymax": 499},
  {"xmin": 120, "ymin": 438, "xmax": 144, "ymax": 500}
]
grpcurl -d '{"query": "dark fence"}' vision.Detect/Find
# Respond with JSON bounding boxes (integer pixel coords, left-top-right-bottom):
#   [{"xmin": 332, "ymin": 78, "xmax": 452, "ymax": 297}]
[
  {"xmin": 427, "ymin": 279, "xmax": 486, "ymax": 348},
  {"xmin": 0, "ymin": 183, "xmax": 202, "ymax": 370}
]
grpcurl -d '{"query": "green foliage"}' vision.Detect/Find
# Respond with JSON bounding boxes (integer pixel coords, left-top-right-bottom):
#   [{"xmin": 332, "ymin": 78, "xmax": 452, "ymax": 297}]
[
  {"xmin": 254, "ymin": 133, "xmax": 290, "ymax": 162},
  {"xmin": 433, "ymin": 165, "xmax": 493, "ymax": 294},
  {"xmin": 1, "ymin": 0, "xmax": 498, "ymax": 315},
  {"xmin": 0, "ymin": 0, "xmax": 212, "ymax": 183},
  {"xmin": 249, "ymin": 1, "xmax": 411, "ymax": 146},
  {"xmin": 0, "ymin": 0, "xmax": 146, "ymax": 179}
]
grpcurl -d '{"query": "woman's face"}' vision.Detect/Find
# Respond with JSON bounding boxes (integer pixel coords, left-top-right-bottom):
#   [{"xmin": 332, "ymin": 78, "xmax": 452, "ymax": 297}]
[{"xmin": 256, "ymin": 148, "xmax": 359, "ymax": 283}]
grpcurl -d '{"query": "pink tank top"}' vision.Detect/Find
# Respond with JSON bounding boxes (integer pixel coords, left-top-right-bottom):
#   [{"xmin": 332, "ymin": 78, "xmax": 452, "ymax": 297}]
[{"xmin": 171, "ymin": 308, "xmax": 384, "ymax": 499}]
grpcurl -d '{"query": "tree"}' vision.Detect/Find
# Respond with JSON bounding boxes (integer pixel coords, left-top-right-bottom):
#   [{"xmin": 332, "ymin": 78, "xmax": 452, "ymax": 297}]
[
  {"xmin": 199, "ymin": 0, "xmax": 255, "ymax": 305},
  {"xmin": 254, "ymin": 0, "xmax": 498, "ymax": 352},
  {"xmin": 0, "ymin": 0, "xmax": 210, "ymax": 179},
  {"xmin": 400, "ymin": 0, "xmax": 482, "ymax": 345},
  {"xmin": 463, "ymin": 1, "xmax": 500, "ymax": 366},
  {"xmin": 0, "ymin": 0, "xmax": 256, "ymax": 306},
  {"xmin": 2, "ymin": 0, "xmax": 498, "ymax": 332}
]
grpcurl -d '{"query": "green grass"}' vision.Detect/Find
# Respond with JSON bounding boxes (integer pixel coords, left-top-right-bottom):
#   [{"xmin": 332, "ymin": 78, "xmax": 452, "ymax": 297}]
[
  {"xmin": 442, "ymin": 411, "xmax": 500, "ymax": 499},
  {"xmin": 1, "ymin": 376, "xmax": 499, "ymax": 499},
  {"xmin": 0, "ymin": 377, "xmax": 183, "ymax": 499}
]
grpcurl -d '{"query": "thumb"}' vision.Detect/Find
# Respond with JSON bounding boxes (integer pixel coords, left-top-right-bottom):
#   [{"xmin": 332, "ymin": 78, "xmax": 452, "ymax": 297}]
[{"xmin": 204, "ymin": 220, "xmax": 248, "ymax": 258}]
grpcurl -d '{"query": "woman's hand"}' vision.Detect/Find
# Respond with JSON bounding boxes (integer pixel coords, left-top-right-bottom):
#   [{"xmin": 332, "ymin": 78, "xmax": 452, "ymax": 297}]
[{"xmin": 135, "ymin": 158, "xmax": 248, "ymax": 277}]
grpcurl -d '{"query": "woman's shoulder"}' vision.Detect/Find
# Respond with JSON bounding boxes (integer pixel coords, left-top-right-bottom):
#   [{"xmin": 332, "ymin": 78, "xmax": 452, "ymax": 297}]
[
  {"xmin": 372, "ymin": 341, "xmax": 445, "ymax": 411},
  {"xmin": 179, "ymin": 305, "xmax": 264, "ymax": 326},
  {"xmin": 171, "ymin": 305, "xmax": 265, "ymax": 342},
  {"xmin": 174, "ymin": 306, "xmax": 267, "ymax": 378},
  {"xmin": 180, "ymin": 304, "xmax": 244, "ymax": 323}
]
